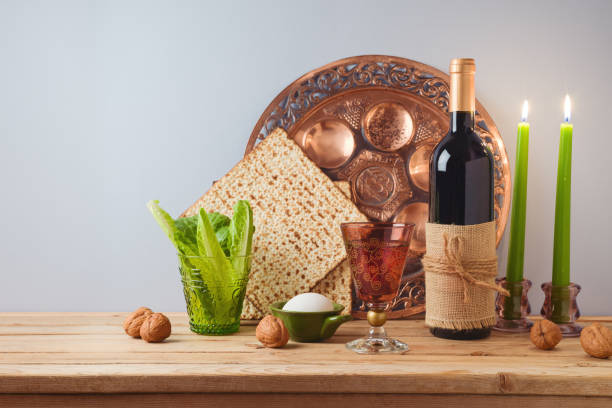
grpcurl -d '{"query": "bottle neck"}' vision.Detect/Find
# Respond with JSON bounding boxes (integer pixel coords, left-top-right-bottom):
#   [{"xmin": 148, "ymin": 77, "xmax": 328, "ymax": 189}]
[
  {"xmin": 449, "ymin": 70, "xmax": 475, "ymax": 113},
  {"xmin": 449, "ymin": 62, "xmax": 475, "ymax": 132},
  {"xmin": 450, "ymin": 111, "xmax": 475, "ymax": 134}
]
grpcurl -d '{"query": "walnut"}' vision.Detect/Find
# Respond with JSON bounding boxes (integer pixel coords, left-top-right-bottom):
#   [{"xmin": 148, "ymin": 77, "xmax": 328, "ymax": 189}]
[
  {"xmin": 580, "ymin": 323, "xmax": 612, "ymax": 359},
  {"xmin": 123, "ymin": 307, "xmax": 153, "ymax": 338},
  {"xmin": 530, "ymin": 319, "xmax": 562, "ymax": 350},
  {"xmin": 140, "ymin": 313, "xmax": 172, "ymax": 343},
  {"xmin": 256, "ymin": 315, "xmax": 289, "ymax": 348}
]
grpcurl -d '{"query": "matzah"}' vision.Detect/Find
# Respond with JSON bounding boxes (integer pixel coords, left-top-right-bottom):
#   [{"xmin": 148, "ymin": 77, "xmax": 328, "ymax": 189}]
[
  {"xmin": 241, "ymin": 297, "xmax": 263, "ymax": 320},
  {"xmin": 309, "ymin": 181, "xmax": 355, "ymax": 316},
  {"xmin": 312, "ymin": 259, "xmax": 352, "ymax": 315},
  {"xmin": 182, "ymin": 128, "xmax": 366, "ymax": 316},
  {"xmin": 239, "ymin": 182, "xmax": 355, "ymax": 319},
  {"xmin": 333, "ymin": 180, "xmax": 352, "ymax": 201}
]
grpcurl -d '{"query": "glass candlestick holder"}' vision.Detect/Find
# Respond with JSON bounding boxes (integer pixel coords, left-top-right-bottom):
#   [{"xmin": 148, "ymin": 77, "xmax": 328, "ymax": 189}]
[
  {"xmin": 540, "ymin": 281, "xmax": 583, "ymax": 337},
  {"xmin": 493, "ymin": 278, "xmax": 533, "ymax": 332}
]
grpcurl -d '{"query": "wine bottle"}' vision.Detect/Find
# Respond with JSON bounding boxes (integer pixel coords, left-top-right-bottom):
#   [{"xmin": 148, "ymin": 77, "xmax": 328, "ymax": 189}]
[{"xmin": 428, "ymin": 58, "xmax": 495, "ymax": 340}]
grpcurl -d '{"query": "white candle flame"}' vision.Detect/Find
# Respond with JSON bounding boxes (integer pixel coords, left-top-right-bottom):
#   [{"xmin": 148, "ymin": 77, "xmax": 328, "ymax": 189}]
[
  {"xmin": 521, "ymin": 100, "xmax": 529, "ymax": 122},
  {"xmin": 564, "ymin": 94, "xmax": 571, "ymax": 122}
]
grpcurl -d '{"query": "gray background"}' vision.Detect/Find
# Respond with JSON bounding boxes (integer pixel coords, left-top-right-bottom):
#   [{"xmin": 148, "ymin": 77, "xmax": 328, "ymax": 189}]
[{"xmin": 1, "ymin": 0, "xmax": 610, "ymax": 314}]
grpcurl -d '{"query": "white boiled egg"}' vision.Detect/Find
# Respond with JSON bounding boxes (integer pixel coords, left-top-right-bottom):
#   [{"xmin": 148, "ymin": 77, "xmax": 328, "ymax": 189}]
[{"xmin": 282, "ymin": 293, "xmax": 334, "ymax": 312}]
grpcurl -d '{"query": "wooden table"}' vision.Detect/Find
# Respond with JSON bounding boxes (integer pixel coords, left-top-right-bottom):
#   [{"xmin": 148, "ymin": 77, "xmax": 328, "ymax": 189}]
[{"xmin": 1, "ymin": 313, "xmax": 611, "ymax": 407}]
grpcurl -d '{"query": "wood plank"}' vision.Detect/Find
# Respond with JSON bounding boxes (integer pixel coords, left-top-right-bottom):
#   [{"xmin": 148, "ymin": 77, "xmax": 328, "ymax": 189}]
[
  {"xmin": 1, "ymin": 393, "xmax": 611, "ymax": 408},
  {"xmin": 0, "ymin": 314, "xmax": 608, "ymax": 336},
  {"xmin": 0, "ymin": 316, "xmax": 607, "ymax": 338},
  {"xmin": 0, "ymin": 313, "xmax": 608, "ymax": 330},
  {"xmin": 0, "ymin": 334, "xmax": 608, "ymax": 360},
  {"xmin": 2, "ymin": 352, "xmax": 610, "ymax": 368},
  {"xmin": 1, "ymin": 363, "xmax": 611, "ymax": 396},
  {"xmin": 1, "ymin": 327, "xmax": 610, "ymax": 360},
  {"xmin": 0, "ymin": 314, "xmax": 611, "ymax": 397}
]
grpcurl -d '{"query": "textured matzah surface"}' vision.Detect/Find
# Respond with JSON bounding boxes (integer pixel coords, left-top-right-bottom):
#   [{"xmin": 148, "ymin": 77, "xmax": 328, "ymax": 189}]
[
  {"xmin": 241, "ymin": 298, "xmax": 263, "ymax": 320},
  {"xmin": 238, "ymin": 182, "xmax": 354, "ymax": 320},
  {"xmin": 308, "ymin": 181, "xmax": 355, "ymax": 314},
  {"xmin": 334, "ymin": 181, "xmax": 352, "ymax": 201},
  {"xmin": 311, "ymin": 259, "xmax": 352, "ymax": 315},
  {"xmin": 182, "ymin": 128, "xmax": 366, "ymax": 315}
]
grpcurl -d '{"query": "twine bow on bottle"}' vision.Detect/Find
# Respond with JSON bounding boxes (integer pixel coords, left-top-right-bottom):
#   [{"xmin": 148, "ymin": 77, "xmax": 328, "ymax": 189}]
[{"xmin": 424, "ymin": 233, "xmax": 509, "ymax": 303}]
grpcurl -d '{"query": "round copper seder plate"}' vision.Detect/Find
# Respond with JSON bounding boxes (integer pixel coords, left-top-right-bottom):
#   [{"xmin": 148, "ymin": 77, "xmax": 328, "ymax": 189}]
[{"xmin": 246, "ymin": 55, "xmax": 511, "ymax": 319}]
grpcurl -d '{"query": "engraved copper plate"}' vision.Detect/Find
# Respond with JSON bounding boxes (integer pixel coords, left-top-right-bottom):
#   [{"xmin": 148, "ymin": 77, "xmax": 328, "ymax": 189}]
[{"xmin": 246, "ymin": 55, "xmax": 511, "ymax": 319}]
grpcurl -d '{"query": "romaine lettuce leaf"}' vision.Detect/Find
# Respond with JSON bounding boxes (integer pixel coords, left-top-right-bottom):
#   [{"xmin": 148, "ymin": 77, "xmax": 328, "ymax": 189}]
[
  {"xmin": 208, "ymin": 212, "xmax": 230, "ymax": 256},
  {"xmin": 208, "ymin": 212, "xmax": 230, "ymax": 231},
  {"xmin": 228, "ymin": 200, "xmax": 254, "ymax": 278},
  {"xmin": 173, "ymin": 216, "xmax": 199, "ymax": 256},
  {"xmin": 147, "ymin": 200, "xmax": 197, "ymax": 256},
  {"xmin": 147, "ymin": 200, "xmax": 176, "ymax": 242},
  {"xmin": 196, "ymin": 208, "xmax": 234, "ymax": 283},
  {"xmin": 148, "ymin": 200, "xmax": 254, "ymax": 296},
  {"xmin": 173, "ymin": 212, "xmax": 230, "ymax": 256}
]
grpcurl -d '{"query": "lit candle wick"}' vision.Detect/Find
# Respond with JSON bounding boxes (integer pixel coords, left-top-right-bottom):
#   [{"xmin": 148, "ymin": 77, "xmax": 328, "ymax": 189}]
[
  {"xmin": 521, "ymin": 100, "xmax": 529, "ymax": 122},
  {"xmin": 564, "ymin": 94, "xmax": 571, "ymax": 123}
]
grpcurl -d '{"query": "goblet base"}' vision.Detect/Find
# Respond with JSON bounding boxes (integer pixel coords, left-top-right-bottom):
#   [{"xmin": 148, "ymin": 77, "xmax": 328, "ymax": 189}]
[
  {"xmin": 345, "ymin": 326, "xmax": 409, "ymax": 354},
  {"xmin": 346, "ymin": 337, "xmax": 409, "ymax": 354}
]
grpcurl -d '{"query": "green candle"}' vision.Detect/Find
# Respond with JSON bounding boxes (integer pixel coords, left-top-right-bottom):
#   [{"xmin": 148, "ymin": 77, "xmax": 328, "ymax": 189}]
[
  {"xmin": 506, "ymin": 100, "xmax": 530, "ymax": 283},
  {"xmin": 552, "ymin": 95, "xmax": 573, "ymax": 287}
]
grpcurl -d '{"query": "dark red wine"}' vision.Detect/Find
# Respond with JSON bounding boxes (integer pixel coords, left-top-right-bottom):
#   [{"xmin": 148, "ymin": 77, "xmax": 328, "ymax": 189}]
[
  {"xmin": 428, "ymin": 58, "xmax": 494, "ymax": 340},
  {"xmin": 345, "ymin": 240, "xmax": 411, "ymax": 304}
]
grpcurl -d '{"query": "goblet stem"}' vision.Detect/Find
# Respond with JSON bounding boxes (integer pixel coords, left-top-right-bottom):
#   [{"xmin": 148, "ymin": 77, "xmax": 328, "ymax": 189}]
[
  {"xmin": 345, "ymin": 304, "xmax": 409, "ymax": 354},
  {"xmin": 368, "ymin": 325, "xmax": 388, "ymax": 340}
]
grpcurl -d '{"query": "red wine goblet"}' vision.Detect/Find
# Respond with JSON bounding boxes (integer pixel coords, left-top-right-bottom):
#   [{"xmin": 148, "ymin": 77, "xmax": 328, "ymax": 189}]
[{"xmin": 341, "ymin": 222, "xmax": 415, "ymax": 354}]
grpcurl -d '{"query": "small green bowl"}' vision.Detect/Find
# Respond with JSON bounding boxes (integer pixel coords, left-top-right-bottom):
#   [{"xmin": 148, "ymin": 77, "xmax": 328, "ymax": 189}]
[{"xmin": 270, "ymin": 301, "xmax": 353, "ymax": 342}]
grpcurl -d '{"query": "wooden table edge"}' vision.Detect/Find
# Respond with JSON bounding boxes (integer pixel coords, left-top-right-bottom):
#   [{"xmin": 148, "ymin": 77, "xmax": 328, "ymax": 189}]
[{"xmin": 1, "ymin": 372, "xmax": 611, "ymax": 396}]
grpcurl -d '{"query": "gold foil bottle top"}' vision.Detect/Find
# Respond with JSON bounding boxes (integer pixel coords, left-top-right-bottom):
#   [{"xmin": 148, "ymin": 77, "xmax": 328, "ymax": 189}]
[
  {"xmin": 449, "ymin": 58, "xmax": 476, "ymax": 74},
  {"xmin": 449, "ymin": 58, "xmax": 475, "ymax": 112}
]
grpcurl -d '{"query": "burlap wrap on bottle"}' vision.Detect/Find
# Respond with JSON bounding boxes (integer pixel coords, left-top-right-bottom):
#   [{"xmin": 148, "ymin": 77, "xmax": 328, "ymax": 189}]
[{"xmin": 423, "ymin": 221, "xmax": 508, "ymax": 330}]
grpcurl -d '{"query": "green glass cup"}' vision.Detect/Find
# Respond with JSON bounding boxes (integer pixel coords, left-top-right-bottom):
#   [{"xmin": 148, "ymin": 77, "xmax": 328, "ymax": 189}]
[{"xmin": 178, "ymin": 254, "xmax": 251, "ymax": 335}]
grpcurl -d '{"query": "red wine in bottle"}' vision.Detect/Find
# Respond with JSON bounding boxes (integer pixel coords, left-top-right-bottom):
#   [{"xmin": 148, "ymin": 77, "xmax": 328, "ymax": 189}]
[{"xmin": 428, "ymin": 58, "xmax": 495, "ymax": 340}]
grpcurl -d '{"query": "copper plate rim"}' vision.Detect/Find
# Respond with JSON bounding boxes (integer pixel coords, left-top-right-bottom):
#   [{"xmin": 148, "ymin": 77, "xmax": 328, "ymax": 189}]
[{"xmin": 246, "ymin": 55, "xmax": 511, "ymax": 248}]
